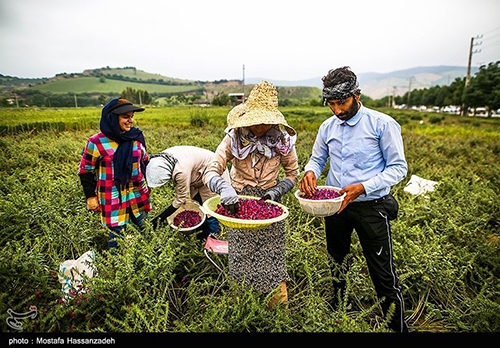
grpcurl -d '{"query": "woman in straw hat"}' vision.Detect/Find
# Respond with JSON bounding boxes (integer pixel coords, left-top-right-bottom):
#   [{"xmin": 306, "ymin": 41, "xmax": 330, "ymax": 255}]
[{"xmin": 203, "ymin": 81, "xmax": 299, "ymax": 307}]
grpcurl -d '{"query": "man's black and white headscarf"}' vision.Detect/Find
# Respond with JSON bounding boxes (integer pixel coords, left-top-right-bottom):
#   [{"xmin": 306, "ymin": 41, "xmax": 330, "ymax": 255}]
[{"xmin": 322, "ymin": 77, "xmax": 361, "ymax": 106}]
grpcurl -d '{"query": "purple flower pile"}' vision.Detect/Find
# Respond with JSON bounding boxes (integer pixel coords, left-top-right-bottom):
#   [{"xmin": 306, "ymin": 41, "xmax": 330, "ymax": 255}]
[
  {"xmin": 302, "ymin": 188, "xmax": 341, "ymax": 200},
  {"xmin": 173, "ymin": 210, "xmax": 202, "ymax": 228},
  {"xmin": 215, "ymin": 198, "xmax": 284, "ymax": 220}
]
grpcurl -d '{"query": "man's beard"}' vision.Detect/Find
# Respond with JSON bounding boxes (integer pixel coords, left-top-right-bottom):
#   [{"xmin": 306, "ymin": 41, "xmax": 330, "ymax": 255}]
[{"xmin": 335, "ymin": 98, "xmax": 359, "ymax": 121}]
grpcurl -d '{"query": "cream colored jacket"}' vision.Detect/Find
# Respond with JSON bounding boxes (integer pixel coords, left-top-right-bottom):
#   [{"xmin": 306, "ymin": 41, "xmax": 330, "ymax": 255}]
[{"xmin": 166, "ymin": 146, "xmax": 229, "ymax": 208}]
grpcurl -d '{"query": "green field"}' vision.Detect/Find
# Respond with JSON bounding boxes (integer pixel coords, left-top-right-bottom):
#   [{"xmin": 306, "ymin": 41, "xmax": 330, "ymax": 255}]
[
  {"xmin": 1, "ymin": 106, "xmax": 499, "ymax": 333},
  {"xmin": 31, "ymin": 77, "xmax": 201, "ymax": 95}
]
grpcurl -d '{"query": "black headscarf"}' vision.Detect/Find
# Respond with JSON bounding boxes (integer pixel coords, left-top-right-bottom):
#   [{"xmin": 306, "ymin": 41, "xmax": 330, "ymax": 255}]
[
  {"xmin": 100, "ymin": 98, "xmax": 146, "ymax": 192},
  {"xmin": 322, "ymin": 77, "xmax": 361, "ymax": 106}
]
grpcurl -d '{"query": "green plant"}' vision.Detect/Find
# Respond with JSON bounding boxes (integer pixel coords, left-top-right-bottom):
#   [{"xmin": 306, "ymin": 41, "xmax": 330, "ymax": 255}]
[{"xmin": 1, "ymin": 107, "xmax": 499, "ymax": 333}]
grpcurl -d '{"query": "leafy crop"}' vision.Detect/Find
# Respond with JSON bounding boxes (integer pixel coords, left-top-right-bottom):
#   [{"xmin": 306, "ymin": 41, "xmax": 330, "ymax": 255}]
[{"xmin": 1, "ymin": 106, "xmax": 499, "ymax": 333}]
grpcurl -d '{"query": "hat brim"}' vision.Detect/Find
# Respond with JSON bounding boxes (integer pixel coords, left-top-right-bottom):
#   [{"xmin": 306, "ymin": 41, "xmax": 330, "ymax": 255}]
[
  {"xmin": 111, "ymin": 104, "xmax": 145, "ymax": 115},
  {"xmin": 226, "ymin": 105, "xmax": 296, "ymax": 136}
]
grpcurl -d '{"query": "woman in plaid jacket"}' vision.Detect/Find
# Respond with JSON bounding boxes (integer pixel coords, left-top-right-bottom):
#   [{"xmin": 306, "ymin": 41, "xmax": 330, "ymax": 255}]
[{"xmin": 78, "ymin": 98, "xmax": 151, "ymax": 249}]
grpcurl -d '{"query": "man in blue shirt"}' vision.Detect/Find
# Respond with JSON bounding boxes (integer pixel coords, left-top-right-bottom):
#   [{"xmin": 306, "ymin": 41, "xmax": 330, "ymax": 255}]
[{"xmin": 300, "ymin": 66, "xmax": 409, "ymax": 333}]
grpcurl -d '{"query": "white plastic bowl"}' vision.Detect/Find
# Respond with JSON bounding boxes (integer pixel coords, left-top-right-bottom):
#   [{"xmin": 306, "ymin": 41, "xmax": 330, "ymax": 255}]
[
  {"xmin": 167, "ymin": 199, "xmax": 206, "ymax": 235},
  {"xmin": 295, "ymin": 186, "xmax": 346, "ymax": 217}
]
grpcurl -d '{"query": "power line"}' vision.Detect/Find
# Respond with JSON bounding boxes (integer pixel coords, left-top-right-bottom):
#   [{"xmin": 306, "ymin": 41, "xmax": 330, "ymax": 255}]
[
  {"xmin": 481, "ymin": 32, "xmax": 500, "ymax": 42},
  {"xmin": 441, "ymin": 38, "xmax": 471, "ymax": 67},
  {"xmin": 477, "ymin": 34, "xmax": 500, "ymax": 63},
  {"xmin": 484, "ymin": 39, "xmax": 500, "ymax": 48},
  {"xmin": 482, "ymin": 26, "xmax": 500, "ymax": 35}
]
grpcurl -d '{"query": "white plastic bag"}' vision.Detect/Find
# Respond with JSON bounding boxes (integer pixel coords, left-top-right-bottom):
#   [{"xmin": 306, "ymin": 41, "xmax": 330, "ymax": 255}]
[
  {"xmin": 58, "ymin": 250, "xmax": 95, "ymax": 299},
  {"xmin": 404, "ymin": 175, "xmax": 439, "ymax": 197}
]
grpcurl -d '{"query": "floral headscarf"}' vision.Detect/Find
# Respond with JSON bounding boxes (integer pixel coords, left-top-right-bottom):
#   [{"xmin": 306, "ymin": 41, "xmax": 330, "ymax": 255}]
[{"xmin": 227, "ymin": 125, "xmax": 296, "ymax": 168}]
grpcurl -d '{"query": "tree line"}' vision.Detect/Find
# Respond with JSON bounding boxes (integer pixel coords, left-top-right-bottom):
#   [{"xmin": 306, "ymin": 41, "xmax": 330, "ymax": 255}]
[
  {"xmin": 0, "ymin": 90, "xmax": 114, "ymax": 108},
  {"xmin": 98, "ymin": 74, "xmax": 199, "ymax": 86},
  {"xmin": 0, "ymin": 87, "xmax": 201, "ymax": 108},
  {"xmin": 388, "ymin": 61, "xmax": 499, "ymax": 116}
]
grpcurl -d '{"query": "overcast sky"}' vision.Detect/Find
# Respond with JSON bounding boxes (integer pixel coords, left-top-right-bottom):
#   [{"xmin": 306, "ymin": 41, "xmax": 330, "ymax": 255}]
[{"xmin": 1, "ymin": 0, "xmax": 499, "ymax": 81}]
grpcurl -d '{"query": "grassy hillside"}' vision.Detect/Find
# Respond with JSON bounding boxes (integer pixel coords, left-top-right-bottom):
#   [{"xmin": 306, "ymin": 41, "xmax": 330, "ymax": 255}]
[
  {"xmin": 95, "ymin": 68, "xmax": 191, "ymax": 84},
  {"xmin": 31, "ymin": 77, "xmax": 202, "ymax": 95}
]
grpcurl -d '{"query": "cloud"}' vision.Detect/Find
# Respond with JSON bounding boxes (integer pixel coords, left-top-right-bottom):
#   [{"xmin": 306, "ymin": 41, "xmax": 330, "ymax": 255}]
[{"xmin": 1, "ymin": 0, "xmax": 499, "ymax": 80}]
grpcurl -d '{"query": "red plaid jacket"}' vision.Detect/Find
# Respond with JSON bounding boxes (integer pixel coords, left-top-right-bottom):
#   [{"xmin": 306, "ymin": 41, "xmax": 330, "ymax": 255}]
[{"xmin": 78, "ymin": 132, "xmax": 151, "ymax": 227}]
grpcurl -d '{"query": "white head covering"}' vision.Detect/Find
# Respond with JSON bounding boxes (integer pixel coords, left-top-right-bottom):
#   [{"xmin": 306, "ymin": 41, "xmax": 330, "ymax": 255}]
[{"xmin": 145, "ymin": 152, "xmax": 178, "ymax": 188}]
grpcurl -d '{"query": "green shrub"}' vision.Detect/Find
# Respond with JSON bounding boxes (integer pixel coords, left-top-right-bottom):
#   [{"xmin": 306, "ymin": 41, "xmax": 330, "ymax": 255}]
[
  {"xmin": 1, "ymin": 107, "xmax": 500, "ymax": 333},
  {"xmin": 429, "ymin": 115, "xmax": 444, "ymax": 124}
]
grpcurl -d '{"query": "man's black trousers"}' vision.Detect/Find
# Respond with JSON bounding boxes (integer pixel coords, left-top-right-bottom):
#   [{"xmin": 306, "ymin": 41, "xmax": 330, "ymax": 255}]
[{"xmin": 324, "ymin": 194, "xmax": 408, "ymax": 333}]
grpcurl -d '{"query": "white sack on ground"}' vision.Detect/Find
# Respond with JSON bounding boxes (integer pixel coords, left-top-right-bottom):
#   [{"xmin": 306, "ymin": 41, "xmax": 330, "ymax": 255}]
[
  {"xmin": 58, "ymin": 250, "xmax": 95, "ymax": 299},
  {"xmin": 404, "ymin": 175, "xmax": 439, "ymax": 197}
]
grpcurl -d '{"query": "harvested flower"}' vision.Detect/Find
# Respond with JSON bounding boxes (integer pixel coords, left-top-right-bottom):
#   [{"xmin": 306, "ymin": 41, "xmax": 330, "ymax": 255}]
[
  {"xmin": 173, "ymin": 210, "xmax": 202, "ymax": 228},
  {"xmin": 215, "ymin": 198, "xmax": 283, "ymax": 220},
  {"xmin": 302, "ymin": 188, "xmax": 341, "ymax": 200}
]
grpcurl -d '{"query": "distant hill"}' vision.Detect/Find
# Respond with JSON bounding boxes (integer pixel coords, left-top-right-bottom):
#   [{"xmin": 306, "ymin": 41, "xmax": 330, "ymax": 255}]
[
  {"xmin": 29, "ymin": 67, "xmax": 203, "ymax": 95},
  {"xmin": 1, "ymin": 65, "xmax": 477, "ymax": 101},
  {"xmin": 356, "ymin": 66, "xmax": 479, "ymax": 99},
  {"xmin": 247, "ymin": 66, "xmax": 478, "ymax": 99},
  {"xmin": 0, "ymin": 74, "xmax": 49, "ymax": 95},
  {"xmin": 0, "ymin": 67, "xmax": 204, "ymax": 97},
  {"xmin": 0, "ymin": 67, "xmax": 321, "ymax": 102}
]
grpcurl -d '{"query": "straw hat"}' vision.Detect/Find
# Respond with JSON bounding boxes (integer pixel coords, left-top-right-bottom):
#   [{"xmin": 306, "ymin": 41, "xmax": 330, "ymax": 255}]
[{"xmin": 226, "ymin": 81, "xmax": 296, "ymax": 136}]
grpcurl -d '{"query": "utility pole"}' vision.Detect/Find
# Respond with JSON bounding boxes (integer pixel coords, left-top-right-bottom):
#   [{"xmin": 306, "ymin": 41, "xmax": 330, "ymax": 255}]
[
  {"xmin": 462, "ymin": 35, "xmax": 482, "ymax": 116},
  {"xmin": 74, "ymin": 94, "xmax": 78, "ymax": 108},
  {"xmin": 392, "ymin": 86, "xmax": 396, "ymax": 108},
  {"xmin": 139, "ymin": 91, "xmax": 142, "ymax": 105},
  {"xmin": 407, "ymin": 77, "xmax": 413, "ymax": 108},
  {"xmin": 242, "ymin": 64, "xmax": 245, "ymax": 101}
]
